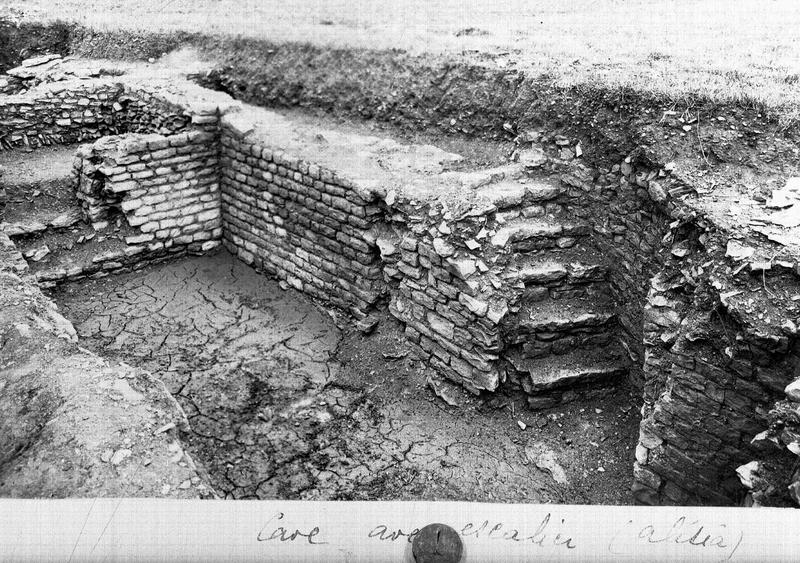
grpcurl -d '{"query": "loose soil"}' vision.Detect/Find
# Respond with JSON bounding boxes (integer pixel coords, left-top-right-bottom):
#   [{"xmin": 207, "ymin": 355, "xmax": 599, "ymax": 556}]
[{"xmin": 50, "ymin": 250, "xmax": 640, "ymax": 503}]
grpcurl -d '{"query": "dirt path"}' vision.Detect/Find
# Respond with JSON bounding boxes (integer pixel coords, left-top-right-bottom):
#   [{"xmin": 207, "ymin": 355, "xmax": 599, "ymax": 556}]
[{"xmin": 51, "ymin": 250, "xmax": 639, "ymax": 503}]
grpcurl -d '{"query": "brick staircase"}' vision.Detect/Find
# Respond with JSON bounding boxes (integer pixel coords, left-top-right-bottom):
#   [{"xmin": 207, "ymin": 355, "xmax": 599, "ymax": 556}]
[
  {"xmin": 482, "ymin": 173, "xmax": 630, "ymax": 406},
  {"xmin": 0, "ymin": 145, "xmax": 143, "ymax": 285}
]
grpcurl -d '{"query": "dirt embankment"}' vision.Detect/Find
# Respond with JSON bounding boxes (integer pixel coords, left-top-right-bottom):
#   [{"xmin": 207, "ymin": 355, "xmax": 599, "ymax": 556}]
[
  {"xmin": 3, "ymin": 17, "xmax": 799, "ymax": 191},
  {"xmin": 0, "ymin": 233, "xmax": 211, "ymax": 498}
]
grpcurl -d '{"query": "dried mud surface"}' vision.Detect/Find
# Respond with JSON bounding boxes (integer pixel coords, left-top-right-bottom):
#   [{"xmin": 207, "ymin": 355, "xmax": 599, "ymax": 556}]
[{"xmin": 51, "ymin": 250, "xmax": 640, "ymax": 503}]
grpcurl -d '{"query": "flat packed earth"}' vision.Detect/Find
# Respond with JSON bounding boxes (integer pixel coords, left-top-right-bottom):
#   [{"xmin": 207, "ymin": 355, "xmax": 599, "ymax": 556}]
[{"xmin": 51, "ymin": 251, "xmax": 640, "ymax": 503}]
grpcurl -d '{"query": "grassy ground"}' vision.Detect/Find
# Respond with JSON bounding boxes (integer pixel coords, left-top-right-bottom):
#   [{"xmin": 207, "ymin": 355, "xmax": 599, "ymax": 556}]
[{"xmin": 4, "ymin": 0, "xmax": 800, "ymax": 113}]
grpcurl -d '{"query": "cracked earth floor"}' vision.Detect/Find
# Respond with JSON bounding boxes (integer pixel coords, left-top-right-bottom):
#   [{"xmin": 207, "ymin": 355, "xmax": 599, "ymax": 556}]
[{"xmin": 51, "ymin": 250, "xmax": 640, "ymax": 503}]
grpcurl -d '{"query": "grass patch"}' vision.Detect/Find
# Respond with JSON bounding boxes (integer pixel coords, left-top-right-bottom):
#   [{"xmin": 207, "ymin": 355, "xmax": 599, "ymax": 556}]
[{"xmin": 3, "ymin": 0, "xmax": 800, "ymax": 116}]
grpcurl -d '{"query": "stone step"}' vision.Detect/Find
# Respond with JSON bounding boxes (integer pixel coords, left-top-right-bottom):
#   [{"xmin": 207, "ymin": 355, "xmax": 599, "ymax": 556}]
[
  {"xmin": 15, "ymin": 218, "xmax": 142, "ymax": 277},
  {"xmin": 0, "ymin": 145, "xmax": 76, "ymax": 190},
  {"xmin": 507, "ymin": 348, "xmax": 628, "ymax": 393},
  {"xmin": 504, "ymin": 247, "xmax": 608, "ymax": 287},
  {"xmin": 513, "ymin": 295, "xmax": 615, "ymax": 334},
  {"xmin": 474, "ymin": 177, "xmax": 564, "ymax": 211},
  {"xmin": 1, "ymin": 205, "xmax": 84, "ymax": 237},
  {"xmin": 0, "ymin": 145, "xmax": 80, "ymax": 235},
  {"xmin": 491, "ymin": 217, "xmax": 590, "ymax": 251}
]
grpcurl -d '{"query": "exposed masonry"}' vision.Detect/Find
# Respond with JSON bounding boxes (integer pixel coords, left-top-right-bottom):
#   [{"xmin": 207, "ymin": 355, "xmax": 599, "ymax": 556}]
[
  {"xmin": 220, "ymin": 129, "xmax": 385, "ymax": 313},
  {"xmin": 2, "ymin": 68, "xmax": 800, "ymax": 507},
  {"xmin": 74, "ymin": 130, "xmax": 221, "ymax": 249}
]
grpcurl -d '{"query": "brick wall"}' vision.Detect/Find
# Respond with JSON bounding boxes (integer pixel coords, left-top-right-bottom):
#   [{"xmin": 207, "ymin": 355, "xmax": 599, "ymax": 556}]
[
  {"xmin": 218, "ymin": 118, "xmax": 385, "ymax": 316},
  {"xmin": 633, "ymin": 242, "xmax": 800, "ymax": 505},
  {"xmin": 74, "ymin": 128, "xmax": 222, "ymax": 253},
  {"xmin": 0, "ymin": 80, "xmax": 123, "ymax": 148},
  {"xmin": 383, "ymin": 197, "xmax": 506, "ymax": 393},
  {"xmin": 561, "ymin": 161, "xmax": 674, "ymax": 382},
  {"xmin": 0, "ymin": 80, "xmax": 223, "ymax": 150}
]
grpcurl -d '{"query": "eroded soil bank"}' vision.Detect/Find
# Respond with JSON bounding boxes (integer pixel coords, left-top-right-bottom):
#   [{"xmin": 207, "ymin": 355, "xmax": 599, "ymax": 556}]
[{"xmin": 50, "ymin": 250, "xmax": 640, "ymax": 503}]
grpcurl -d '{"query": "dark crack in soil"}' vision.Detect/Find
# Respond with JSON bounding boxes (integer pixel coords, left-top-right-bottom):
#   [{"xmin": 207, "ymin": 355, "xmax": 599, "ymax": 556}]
[{"xmin": 51, "ymin": 250, "xmax": 639, "ymax": 503}]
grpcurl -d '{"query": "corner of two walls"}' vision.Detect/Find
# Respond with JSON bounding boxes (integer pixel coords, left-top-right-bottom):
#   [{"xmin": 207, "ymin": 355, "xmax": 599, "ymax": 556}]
[
  {"xmin": 555, "ymin": 154, "xmax": 800, "ymax": 507},
  {"xmin": 634, "ymin": 244, "xmax": 800, "ymax": 506},
  {"xmin": 4, "ymin": 74, "xmax": 798, "ymax": 507}
]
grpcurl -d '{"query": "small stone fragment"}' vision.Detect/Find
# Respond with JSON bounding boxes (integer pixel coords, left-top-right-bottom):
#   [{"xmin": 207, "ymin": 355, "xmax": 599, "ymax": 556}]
[
  {"xmin": 726, "ymin": 240, "xmax": 755, "ymax": 261},
  {"xmin": 110, "ymin": 449, "xmax": 132, "ymax": 466},
  {"xmin": 426, "ymin": 372, "xmax": 463, "ymax": 407},
  {"xmin": 432, "ymin": 237, "xmax": 454, "ymax": 258},
  {"xmin": 517, "ymin": 147, "xmax": 547, "ymax": 168},
  {"xmin": 786, "ymin": 378, "xmax": 800, "ymax": 402},
  {"xmin": 50, "ymin": 208, "xmax": 83, "ymax": 229},
  {"xmin": 375, "ymin": 237, "xmax": 397, "ymax": 257},
  {"xmin": 355, "ymin": 315, "xmax": 380, "ymax": 334},
  {"xmin": 154, "ymin": 422, "xmax": 176, "ymax": 435},
  {"xmin": 25, "ymin": 245, "xmax": 51, "ymax": 262},
  {"xmin": 736, "ymin": 461, "xmax": 760, "ymax": 489}
]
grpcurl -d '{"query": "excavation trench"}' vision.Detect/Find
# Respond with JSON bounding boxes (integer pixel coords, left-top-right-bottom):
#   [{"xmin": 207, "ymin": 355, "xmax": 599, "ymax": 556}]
[
  {"xmin": 49, "ymin": 250, "xmax": 640, "ymax": 502},
  {"xmin": 2, "ymin": 48, "xmax": 800, "ymax": 507}
]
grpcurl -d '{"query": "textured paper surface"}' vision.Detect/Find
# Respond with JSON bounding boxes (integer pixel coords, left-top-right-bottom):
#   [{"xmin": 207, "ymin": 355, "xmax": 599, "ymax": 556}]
[{"xmin": 0, "ymin": 499, "xmax": 797, "ymax": 562}]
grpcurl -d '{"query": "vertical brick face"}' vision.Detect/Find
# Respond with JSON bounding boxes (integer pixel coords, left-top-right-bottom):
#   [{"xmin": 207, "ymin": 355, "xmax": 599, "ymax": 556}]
[
  {"xmin": 74, "ymin": 130, "xmax": 222, "ymax": 253},
  {"xmin": 4, "ymin": 73, "xmax": 798, "ymax": 509},
  {"xmin": 0, "ymin": 81, "xmax": 123, "ymax": 148},
  {"xmin": 218, "ymin": 125, "xmax": 385, "ymax": 315}
]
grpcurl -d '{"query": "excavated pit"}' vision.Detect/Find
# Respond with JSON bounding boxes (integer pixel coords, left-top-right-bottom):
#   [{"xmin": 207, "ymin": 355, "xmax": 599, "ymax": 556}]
[
  {"xmin": 2, "ymin": 47, "xmax": 800, "ymax": 508},
  {"xmin": 48, "ymin": 250, "xmax": 639, "ymax": 502},
  {"xmin": 0, "ymin": 57, "xmax": 641, "ymax": 502}
]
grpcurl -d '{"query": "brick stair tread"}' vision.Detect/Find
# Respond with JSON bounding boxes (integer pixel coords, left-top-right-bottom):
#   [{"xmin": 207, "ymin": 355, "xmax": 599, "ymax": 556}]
[
  {"xmin": 0, "ymin": 145, "xmax": 77, "ymax": 188},
  {"xmin": 1, "ymin": 204, "xmax": 84, "ymax": 235},
  {"xmin": 515, "ymin": 295, "xmax": 615, "ymax": 332},
  {"xmin": 492, "ymin": 217, "xmax": 590, "ymax": 247},
  {"xmin": 507, "ymin": 348, "xmax": 628, "ymax": 392},
  {"xmin": 505, "ymin": 247, "xmax": 608, "ymax": 285},
  {"xmin": 474, "ymin": 177, "xmax": 564, "ymax": 209},
  {"xmin": 20, "ymin": 223, "xmax": 134, "ymax": 276}
]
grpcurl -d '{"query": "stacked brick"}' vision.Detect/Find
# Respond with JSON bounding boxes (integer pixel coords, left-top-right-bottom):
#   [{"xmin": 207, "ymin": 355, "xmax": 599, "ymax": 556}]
[
  {"xmin": 74, "ymin": 130, "xmax": 221, "ymax": 253},
  {"xmin": 633, "ymin": 239, "xmax": 800, "ymax": 505},
  {"xmin": 0, "ymin": 80, "xmax": 123, "ymax": 149},
  {"xmin": 381, "ymin": 172, "xmax": 624, "ymax": 397},
  {"xmin": 119, "ymin": 87, "xmax": 193, "ymax": 135},
  {"xmin": 0, "ymin": 79, "xmax": 227, "ymax": 151},
  {"xmin": 219, "ymin": 122, "xmax": 385, "ymax": 316},
  {"xmin": 35, "ymin": 244, "xmax": 193, "ymax": 287},
  {"xmin": 560, "ymin": 162, "xmax": 673, "ymax": 377},
  {"xmin": 553, "ymin": 152, "xmax": 800, "ymax": 506},
  {"xmin": 382, "ymin": 202, "xmax": 506, "ymax": 393},
  {"xmin": 0, "ymin": 74, "xmax": 24, "ymax": 95}
]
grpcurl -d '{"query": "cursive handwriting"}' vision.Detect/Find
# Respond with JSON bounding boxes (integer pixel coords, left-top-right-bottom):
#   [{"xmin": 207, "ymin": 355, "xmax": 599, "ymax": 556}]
[
  {"xmin": 368, "ymin": 525, "xmax": 420, "ymax": 543},
  {"xmin": 257, "ymin": 512, "xmax": 328, "ymax": 545},
  {"xmin": 461, "ymin": 513, "xmax": 577, "ymax": 549},
  {"xmin": 609, "ymin": 517, "xmax": 743, "ymax": 561}
]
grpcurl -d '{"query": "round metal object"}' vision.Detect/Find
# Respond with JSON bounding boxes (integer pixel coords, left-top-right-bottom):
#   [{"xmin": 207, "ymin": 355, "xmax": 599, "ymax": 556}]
[{"xmin": 411, "ymin": 523, "xmax": 463, "ymax": 563}]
